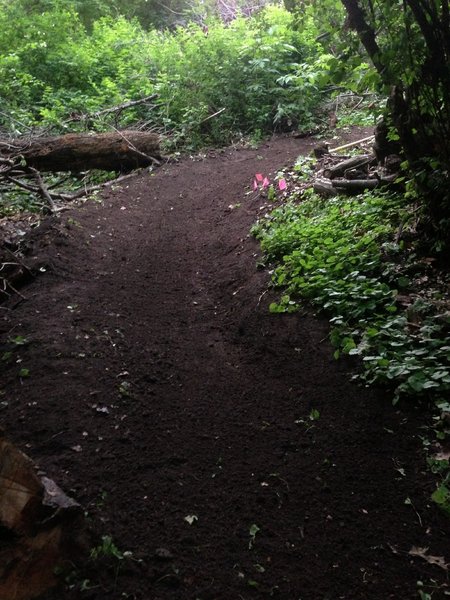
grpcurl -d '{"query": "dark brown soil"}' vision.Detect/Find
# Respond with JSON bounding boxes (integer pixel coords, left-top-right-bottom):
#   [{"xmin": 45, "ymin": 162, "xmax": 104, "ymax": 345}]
[{"xmin": 1, "ymin": 129, "xmax": 450, "ymax": 600}]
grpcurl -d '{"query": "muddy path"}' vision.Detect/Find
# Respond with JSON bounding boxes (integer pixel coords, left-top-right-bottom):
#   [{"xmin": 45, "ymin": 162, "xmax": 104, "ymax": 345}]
[{"xmin": 1, "ymin": 130, "xmax": 450, "ymax": 599}]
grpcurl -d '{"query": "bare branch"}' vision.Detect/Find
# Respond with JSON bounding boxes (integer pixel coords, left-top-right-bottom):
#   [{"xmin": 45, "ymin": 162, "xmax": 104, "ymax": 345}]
[{"xmin": 67, "ymin": 94, "xmax": 158, "ymax": 123}]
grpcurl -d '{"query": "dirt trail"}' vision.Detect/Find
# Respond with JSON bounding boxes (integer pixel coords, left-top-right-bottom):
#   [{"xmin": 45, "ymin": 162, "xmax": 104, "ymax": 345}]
[{"xmin": 1, "ymin": 131, "xmax": 450, "ymax": 600}]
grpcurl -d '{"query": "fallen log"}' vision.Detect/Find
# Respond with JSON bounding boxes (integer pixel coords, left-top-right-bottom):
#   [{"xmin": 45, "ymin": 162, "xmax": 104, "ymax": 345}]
[
  {"xmin": 332, "ymin": 177, "xmax": 379, "ymax": 191},
  {"xmin": 332, "ymin": 175, "xmax": 397, "ymax": 192},
  {"xmin": 0, "ymin": 131, "xmax": 161, "ymax": 172},
  {"xmin": 322, "ymin": 154, "xmax": 374, "ymax": 179},
  {"xmin": 313, "ymin": 177, "xmax": 336, "ymax": 196}
]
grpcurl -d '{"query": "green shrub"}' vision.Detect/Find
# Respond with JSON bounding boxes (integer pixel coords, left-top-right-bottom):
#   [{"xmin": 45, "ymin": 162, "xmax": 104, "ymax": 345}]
[{"xmin": 0, "ymin": 4, "xmax": 328, "ymax": 144}]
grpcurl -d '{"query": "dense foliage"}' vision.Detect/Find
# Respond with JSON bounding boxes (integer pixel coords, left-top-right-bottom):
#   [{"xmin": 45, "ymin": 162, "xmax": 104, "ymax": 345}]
[{"xmin": 0, "ymin": 2, "xmax": 351, "ymax": 146}]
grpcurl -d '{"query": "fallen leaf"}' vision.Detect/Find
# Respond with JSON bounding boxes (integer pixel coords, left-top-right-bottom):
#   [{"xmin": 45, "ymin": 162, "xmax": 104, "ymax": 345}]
[
  {"xmin": 409, "ymin": 546, "xmax": 448, "ymax": 570},
  {"xmin": 184, "ymin": 514, "xmax": 198, "ymax": 525}
]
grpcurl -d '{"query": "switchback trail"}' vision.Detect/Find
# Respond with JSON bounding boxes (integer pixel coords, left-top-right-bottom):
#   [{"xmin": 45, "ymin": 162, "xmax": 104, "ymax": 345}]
[{"xmin": 2, "ymin": 131, "xmax": 450, "ymax": 599}]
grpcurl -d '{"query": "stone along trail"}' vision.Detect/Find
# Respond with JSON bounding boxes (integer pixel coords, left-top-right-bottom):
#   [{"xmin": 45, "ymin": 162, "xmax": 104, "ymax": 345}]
[{"xmin": 2, "ymin": 133, "xmax": 450, "ymax": 600}]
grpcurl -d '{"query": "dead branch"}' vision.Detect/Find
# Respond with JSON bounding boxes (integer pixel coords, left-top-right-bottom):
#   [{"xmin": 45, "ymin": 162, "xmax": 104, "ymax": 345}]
[
  {"xmin": 112, "ymin": 128, "xmax": 162, "ymax": 166},
  {"xmin": 26, "ymin": 166, "xmax": 58, "ymax": 212},
  {"xmin": 67, "ymin": 94, "xmax": 158, "ymax": 123},
  {"xmin": 329, "ymin": 135, "xmax": 375, "ymax": 153},
  {"xmin": 54, "ymin": 172, "xmax": 140, "ymax": 202},
  {"xmin": 199, "ymin": 107, "xmax": 226, "ymax": 124}
]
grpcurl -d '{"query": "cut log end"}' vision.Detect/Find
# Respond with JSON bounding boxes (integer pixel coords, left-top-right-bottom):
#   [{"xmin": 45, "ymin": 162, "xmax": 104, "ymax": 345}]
[{"xmin": 0, "ymin": 433, "xmax": 88, "ymax": 600}]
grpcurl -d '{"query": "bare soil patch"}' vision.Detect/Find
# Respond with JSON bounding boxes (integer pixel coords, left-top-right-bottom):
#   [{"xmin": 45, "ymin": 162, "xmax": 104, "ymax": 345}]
[{"xmin": 1, "ymin": 129, "xmax": 450, "ymax": 599}]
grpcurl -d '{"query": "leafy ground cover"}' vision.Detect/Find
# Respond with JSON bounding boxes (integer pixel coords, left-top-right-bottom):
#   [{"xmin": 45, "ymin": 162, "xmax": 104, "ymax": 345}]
[
  {"xmin": 252, "ymin": 180, "xmax": 450, "ymax": 403},
  {"xmin": 252, "ymin": 157, "xmax": 450, "ymax": 515}
]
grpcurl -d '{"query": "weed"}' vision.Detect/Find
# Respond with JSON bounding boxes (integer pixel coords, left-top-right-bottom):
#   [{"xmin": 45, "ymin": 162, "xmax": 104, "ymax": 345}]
[
  {"xmin": 248, "ymin": 523, "xmax": 260, "ymax": 549},
  {"xmin": 309, "ymin": 408, "xmax": 320, "ymax": 421},
  {"xmin": 90, "ymin": 535, "xmax": 132, "ymax": 561},
  {"xmin": 9, "ymin": 335, "xmax": 29, "ymax": 346}
]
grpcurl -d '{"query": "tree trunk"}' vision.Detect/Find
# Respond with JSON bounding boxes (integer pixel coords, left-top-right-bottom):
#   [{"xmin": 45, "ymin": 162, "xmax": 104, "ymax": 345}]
[
  {"xmin": 0, "ymin": 131, "xmax": 161, "ymax": 172},
  {"xmin": 340, "ymin": 0, "xmax": 386, "ymax": 77}
]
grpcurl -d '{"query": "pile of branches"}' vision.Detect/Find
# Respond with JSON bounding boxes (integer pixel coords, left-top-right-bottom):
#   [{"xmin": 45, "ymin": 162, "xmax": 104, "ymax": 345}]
[{"xmin": 312, "ymin": 134, "xmax": 401, "ymax": 197}]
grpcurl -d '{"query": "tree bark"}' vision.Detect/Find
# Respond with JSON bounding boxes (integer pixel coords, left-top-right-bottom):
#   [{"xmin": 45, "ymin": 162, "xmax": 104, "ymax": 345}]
[
  {"xmin": 0, "ymin": 131, "xmax": 161, "ymax": 172},
  {"xmin": 340, "ymin": 0, "xmax": 386, "ymax": 78}
]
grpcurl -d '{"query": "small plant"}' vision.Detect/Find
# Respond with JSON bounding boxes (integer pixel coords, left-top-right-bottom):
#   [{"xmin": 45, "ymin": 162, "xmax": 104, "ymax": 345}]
[
  {"xmin": 309, "ymin": 408, "xmax": 320, "ymax": 421},
  {"xmin": 90, "ymin": 535, "xmax": 131, "ymax": 561},
  {"xmin": 248, "ymin": 523, "xmax": 260, "ymax": 549},
  {"xmin": 9, "ymin": 335, "xmax": 29, "ymax": 346}
]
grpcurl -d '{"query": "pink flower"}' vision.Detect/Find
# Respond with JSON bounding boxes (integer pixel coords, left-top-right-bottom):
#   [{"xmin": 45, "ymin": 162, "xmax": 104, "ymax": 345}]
[
  {"xmin": 262, "ymin": 177, "xmax": 270, "ymax": 189},
  {"xmin": 255, "ymin": 173, "xmax": 264, "ymax": 182},
  {"xmin": 278, "ymin": 178, "xmax": 287, "ymax": 191}
]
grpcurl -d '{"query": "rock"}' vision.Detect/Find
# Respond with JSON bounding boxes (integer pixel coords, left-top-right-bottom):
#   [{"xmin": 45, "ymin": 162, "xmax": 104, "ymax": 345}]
[{"xmin": 0, "ymin": 433, "xmax": 86, "ymax": 600}]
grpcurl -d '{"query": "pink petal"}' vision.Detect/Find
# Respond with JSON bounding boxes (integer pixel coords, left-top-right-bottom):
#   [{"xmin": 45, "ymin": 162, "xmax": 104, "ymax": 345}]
[
  {"xmin": 278, "ymin": 178, "xmax": 287, "ymax": 191},
  {"xmin": 262, "ymin": 177, "xmax": 270, "ymax": 189},
  {"xmin": 253, "ymin": 179, "xmax": 258, "ymax": 191},
  {"xmin": 255, "ymin": 173, "xmax": 264, "ymax": 182}
]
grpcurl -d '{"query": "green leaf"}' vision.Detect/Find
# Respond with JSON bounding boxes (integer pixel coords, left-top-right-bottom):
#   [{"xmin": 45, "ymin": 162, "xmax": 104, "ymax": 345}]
[{"xmin": 309, "ymin": 408, "xmax": 320, "ymax": 421}]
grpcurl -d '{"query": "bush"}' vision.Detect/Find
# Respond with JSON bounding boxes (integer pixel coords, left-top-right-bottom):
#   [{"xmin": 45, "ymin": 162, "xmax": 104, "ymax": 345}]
[{"xmin": 0, "ymin": 4, "xmax": 328, "ymax": 145}]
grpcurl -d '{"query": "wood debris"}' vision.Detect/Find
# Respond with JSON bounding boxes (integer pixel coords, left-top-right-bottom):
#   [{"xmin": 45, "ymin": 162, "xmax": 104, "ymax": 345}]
[
  {"xmin": 0, "ymin": 431, "xmax": 87, "ymax": 599},
  {"xmin": 311, "ymin": 134, "xmax": 401, "ymax": 197}
]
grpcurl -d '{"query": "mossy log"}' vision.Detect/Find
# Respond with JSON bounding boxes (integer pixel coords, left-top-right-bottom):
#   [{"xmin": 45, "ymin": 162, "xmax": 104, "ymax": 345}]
[{"xmin": 0, "ymin": 131, "xmax": 161, "ymax": 172}]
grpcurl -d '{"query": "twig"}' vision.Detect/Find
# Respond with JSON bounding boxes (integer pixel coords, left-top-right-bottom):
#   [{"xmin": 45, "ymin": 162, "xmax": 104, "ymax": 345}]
[
  {"xmin": 257, "ymin": 289, "xmax": 268, "ymax": 306},
  {"xmin": 4, "ymin": 174, "xmax": 39, "ymax": 194},
  {"xmin": 3, "ymin": 247, "xmax": 34, "ymax": 277},
  {"xmin": 67, "ymin": 94, "xmax": 158, "ymax": 123},
  {"xmin": 348, "ymin": 96, "xmax": 365, "ymax": 114},
  {"xmin": 199, "ymin": 107, "xmax": 226, "ymax": 124},
  {"xmin": 4, "ymin": 170, "xmax": 58, "ymax": 212},
  {"xmin": 5, "ymin": 281, "xmax": 27, "ymax": 300},
  {"xmin": 111, "ymin": 127, "xmax": 161, "ymax": 166},
  {"xmin": 27, "ymin": 166, "xmax": 58, "ymax": 212},
  {"xmin": 0, "ymin": 111, "xmax": 33, "ymax": 132}
]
